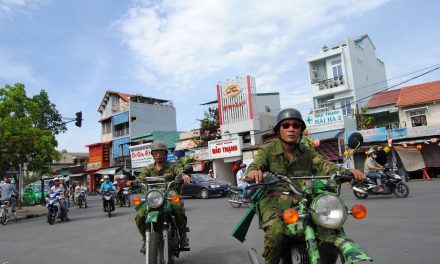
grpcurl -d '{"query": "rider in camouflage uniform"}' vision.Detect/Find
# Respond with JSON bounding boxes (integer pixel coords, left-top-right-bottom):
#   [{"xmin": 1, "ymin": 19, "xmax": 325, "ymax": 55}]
[
  {"xmin": 135, "ymin": 141, "xmax": 191, "ymax": 254},
  {"xmin": 246, "ymin": 108, "xmax": 366, "ymax": 264}
]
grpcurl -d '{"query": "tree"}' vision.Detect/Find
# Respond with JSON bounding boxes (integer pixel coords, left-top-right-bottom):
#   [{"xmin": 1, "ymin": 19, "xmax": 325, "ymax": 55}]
[
  {"xmin": 357, "ymin": 107, "xmax": 375, "ymax": 130},
  {"xmin": 199, "ymin": 107, "xmax": 219, "ymax": 133},
  {"xmin": 32, "ymin": 89, "xmax": 67, "ymax": 135},
  {"xmin": 0, "ymin": 83, "xmax": 61, "ymax": 177}
]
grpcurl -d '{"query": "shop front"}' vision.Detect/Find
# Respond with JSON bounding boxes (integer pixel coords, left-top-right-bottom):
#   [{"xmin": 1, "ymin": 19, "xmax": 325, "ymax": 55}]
[
  {"xmin": 86, "ymin": 142, "xmax": 111, "ymax": 193},
  {"xmin": 208, "ymin": 137, "xmax": 243, "ymax": 185}
]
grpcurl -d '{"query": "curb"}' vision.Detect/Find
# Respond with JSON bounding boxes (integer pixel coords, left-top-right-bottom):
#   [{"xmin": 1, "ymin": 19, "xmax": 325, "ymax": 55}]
[{"xmin": 16, "ymin": 212, "xmax": 47, "ymax": 221}]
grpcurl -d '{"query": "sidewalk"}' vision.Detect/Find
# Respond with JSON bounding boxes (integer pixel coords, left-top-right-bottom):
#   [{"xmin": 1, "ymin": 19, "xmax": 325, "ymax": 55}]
[{"xmin": 15, "ymin": 204, "xmax": 47, "ymax": 221}]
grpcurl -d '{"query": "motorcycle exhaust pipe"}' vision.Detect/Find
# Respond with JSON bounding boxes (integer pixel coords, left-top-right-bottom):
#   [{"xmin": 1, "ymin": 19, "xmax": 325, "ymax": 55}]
[
  {"xmin": 228, "ymin": 200, "xmax": 243, "ymax": 204},
  {"xmin": 352, "ymin": 186, "xmax": 366, "ymax": 194},
  {"xmin": 248, "ymin": 248, "xmax": 263, "ymax": 264}
]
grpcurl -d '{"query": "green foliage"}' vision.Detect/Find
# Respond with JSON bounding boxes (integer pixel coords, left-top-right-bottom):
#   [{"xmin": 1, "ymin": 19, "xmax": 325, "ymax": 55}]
[
  {"xmin": 358, "ymin": 107, "xmax": 375, "ymax": 130},
  {"xmin": 0, "ymin": 83, "xmax": 62, "ymax": 177},
  {"xmin": 32, "ymin": 89, "xmax": 67, "ymax": 135},
  {"xmin": 199, "ymin": 107, "xmax": 219, "ymax": 133}
]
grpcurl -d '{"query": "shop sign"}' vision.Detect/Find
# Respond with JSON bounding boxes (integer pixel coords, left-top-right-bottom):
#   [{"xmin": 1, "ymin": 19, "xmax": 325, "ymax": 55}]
[
  {"xmin": 129, "ymin": 143, "xmax": 153, "ymax": 168},
  {"xmin": 224, "ymin": 84, "xmax": 241, "ymax": 98},
  {"xmin": 208, "ymin": 138, "xmax": 242, "ymax": 159},
  {"xmin": 346, "ymin": 127, "xmax": 387, "ymax": 143},
  {"xmin": 194, "ymin": 149, "xmax": 210, "ymax": 160},
  {"xmin": 167, "ymin": 152, "xmax": 176, "ymax": 162},
  {"xmin": 87, "ymin": 162, "xmax": 102, "ymax": 171},
  {"xmin": 386, "ymin": 128, "xmax": 407, "ymax": 139},
  {"xmin": 103, "ymin": 144, "xmax": 110, "ymax": 162},
  {"xmin": 223, "ymin": 101, "xmax": 246, "ymax": 111},
  {"xmin": 407, "ymin": 124, "xmax": 440, "ymax": 138},
  {"xmin": 305, "ymin": 109, "xmax": 344, "ymax": 133}
]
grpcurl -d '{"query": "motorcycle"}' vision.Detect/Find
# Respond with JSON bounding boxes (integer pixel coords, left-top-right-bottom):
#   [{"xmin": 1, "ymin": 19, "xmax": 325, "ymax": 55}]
[
  {"xmin": 77, "ymin": 191, "xmax": 88, "ymax": 208},
  {"xmin": 133, "ymin": 176, "xmax": 189, "ymax": 264},
  {"xmin": 46, "ymin": 192, "xmax": 67, "ymax": 225},
  {"xmin": 232, "ymin": 132, "xmax": 372, "ymax": 264},
  {"xmin": 228, "ymin": 186, "xmax": 251, "ymax": 208},
  {"xmin": 119, "ymin": 187, "xmax": 131, "ymax": 207},
  {"xmin": 102, "ymin": 190, "xmax": 115, "ymax": 217},
  {"xmin": 0, "ymin": 199, "xmax": 17, "ymax": 225},
  {"xmin": 352, "ymin": 165, "xmax": 410, "ymax": 199}
]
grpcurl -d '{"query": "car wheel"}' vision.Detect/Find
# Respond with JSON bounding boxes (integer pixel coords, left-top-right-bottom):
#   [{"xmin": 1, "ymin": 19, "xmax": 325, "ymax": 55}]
[{"xmin": 200, "ymin": 188, "xmax": 209, "ymax": 199}]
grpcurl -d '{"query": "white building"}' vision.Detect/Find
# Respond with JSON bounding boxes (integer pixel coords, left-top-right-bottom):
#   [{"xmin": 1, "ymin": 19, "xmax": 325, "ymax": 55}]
[
  {"xmin": 308, "ymin": 34, "xmax": 387, "ymax": 114},
  {"xmin": 209, "ymin": 75, "xmax": 280, "ymax": 184},
  {"xmin": 305, "ymin": 35, "xmax": 387, "ymax": 161}
]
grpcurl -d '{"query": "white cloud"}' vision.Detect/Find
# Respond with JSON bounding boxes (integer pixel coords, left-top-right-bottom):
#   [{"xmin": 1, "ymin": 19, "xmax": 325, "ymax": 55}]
[
  {"xmin": 0, "ymin": 0, "xmax": 49, "ymax": 19},
  {"xmin": 115, "ymin": 0, "xmax": 389, "ymax": 110}
]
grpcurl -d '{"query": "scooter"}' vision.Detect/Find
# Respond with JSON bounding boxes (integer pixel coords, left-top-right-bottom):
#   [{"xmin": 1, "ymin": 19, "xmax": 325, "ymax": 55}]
[
  {"xmin": 352, "ymin": 164, "xmax": 409, "ymax": 199},
  {"xmin": 46, "ymin": 192, "xmax": 67, "ymax": 225},
  {"xmin": 102, "ymin": 190, "xmax": 115, "ymax": 217},
  {"xmin": 228, "ymin": 186, "xmax": 251, "ymax": 208}
]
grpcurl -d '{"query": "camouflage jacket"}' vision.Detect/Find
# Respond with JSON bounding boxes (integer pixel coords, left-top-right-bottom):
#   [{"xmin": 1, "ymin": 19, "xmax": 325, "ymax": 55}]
[
  {"xmin": 138, "ymin": 162, "xmax": 183, "ymax": 183},
  {"xmin": 246, "ymin": 138, "xmax": 342, "ymax": 192}
]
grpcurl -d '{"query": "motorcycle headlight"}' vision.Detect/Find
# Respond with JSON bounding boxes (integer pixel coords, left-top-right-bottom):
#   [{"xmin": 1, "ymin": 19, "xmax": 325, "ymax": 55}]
[
  {"xmin": 146, "ymin": 190, "xmax": 165, "ymax": 208},
  {"xmin": 311, "ymin": 194, "xmax": 347, "ymax": 229}
]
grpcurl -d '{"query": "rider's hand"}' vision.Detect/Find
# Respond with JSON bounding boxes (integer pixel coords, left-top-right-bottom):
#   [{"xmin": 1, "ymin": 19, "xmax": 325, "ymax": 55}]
[
  {"xmin": 349, "ymin": 169, "xmax": 366, "ymax": 181},
  {"xmin": 182, "ymin": 175, "xmax": 191, "ymax": 184},
  {"xmin": 247, "ymin": 170, "xmax": 263, "ymax": 184}
]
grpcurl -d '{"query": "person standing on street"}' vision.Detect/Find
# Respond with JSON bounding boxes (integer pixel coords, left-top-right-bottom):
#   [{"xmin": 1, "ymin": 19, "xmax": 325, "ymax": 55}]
[{"xmin": 136, "ymin": 141, "xmax": 191, "ymax": 254}]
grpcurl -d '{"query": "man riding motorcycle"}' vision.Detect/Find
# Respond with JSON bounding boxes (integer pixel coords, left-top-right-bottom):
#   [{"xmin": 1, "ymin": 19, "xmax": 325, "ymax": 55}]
[
  {"xmin": 50, "ymin": 177, "xmax": 69, "ymax": 220},
  {"xmin": 364, "ymin": 148, "xmax": 385, "ymax": 192},
  {"xmin": 100, "ymin": 175, "xmax": 115, "ymax": 211},
  {"xmin": 135, "ymin": 140, "xmax": 191, "ymax": 254},
  {"xmin": 75, "ymin": 182, "xmax": 88, "ymax": 206},
  {"xmin": 245, "ymin": 108, "xmax": 366, "ymax": 264},
  {"xmin": 0, "ymin": 178, "xmax": 18, "ymax": 214}
]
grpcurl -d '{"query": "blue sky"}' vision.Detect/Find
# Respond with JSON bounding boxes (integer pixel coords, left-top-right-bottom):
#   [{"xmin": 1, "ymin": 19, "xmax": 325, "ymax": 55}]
[{"xmin": 1, "ymin": 0, "xmax": 439, "ymax": 152}]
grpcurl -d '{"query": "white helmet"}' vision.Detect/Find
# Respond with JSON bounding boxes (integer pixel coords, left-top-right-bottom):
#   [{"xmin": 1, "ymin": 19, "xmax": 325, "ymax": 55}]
[
  {"xmin": 103, "ymin": 175, "xmax": 110, "ymax": 180},
  {"xmin": 53, "ymin": 177, "xmax": 60, "ymax": 181}
]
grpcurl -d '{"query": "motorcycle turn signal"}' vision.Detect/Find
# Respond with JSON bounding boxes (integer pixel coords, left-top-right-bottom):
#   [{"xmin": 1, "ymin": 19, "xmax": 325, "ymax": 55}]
[
  {"xmin": 133, "ymin": 196, "xmax": 141, "ymax": 206},
  {"xmin": 350, "ymin": 204, "xmax": 367, "ymax": 219},
  {"xmin": 283, "ymin": 208, "xmax": 299, "ymax": 224},
  {"xmin": 171, "ymin": 194, "xmax": 181, "ymax": 203}
]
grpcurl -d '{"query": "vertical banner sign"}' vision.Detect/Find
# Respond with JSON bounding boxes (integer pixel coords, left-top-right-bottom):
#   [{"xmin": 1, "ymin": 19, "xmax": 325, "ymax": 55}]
[
  {"xmin": 129, "ymin": 143, "xmax": 153, "ymax": 168},
  {"xmin": 103, "ymin": 144, "xmax": 110, "ymax": 162}
]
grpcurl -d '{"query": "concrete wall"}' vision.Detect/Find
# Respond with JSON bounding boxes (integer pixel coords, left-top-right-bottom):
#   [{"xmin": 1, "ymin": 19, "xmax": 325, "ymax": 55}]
[
  {"xmin": 212, "ymin": 159, "xmax": 235, "ymax": 185},
  {"xmin": 130, "ymin": 101, "xmax": 177, "ymax": 139}
]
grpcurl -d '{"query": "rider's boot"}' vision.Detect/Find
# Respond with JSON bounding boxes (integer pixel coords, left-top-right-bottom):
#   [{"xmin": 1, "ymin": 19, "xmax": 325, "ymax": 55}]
[{"xmin": 140, "ymin": 240, "xmax": 146, "ymax": 254}]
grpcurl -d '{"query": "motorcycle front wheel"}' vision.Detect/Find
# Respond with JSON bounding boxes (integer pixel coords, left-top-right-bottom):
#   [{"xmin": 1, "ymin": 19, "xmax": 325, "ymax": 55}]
[
  {"xmin": 229, "ymin": 193, "xmax": 242, "ymax": 208},
  {"xmin": 288, "ymin": 243, "xmax": 346, "ymax": 264},
  {"xmin": 107, "ymin": 204, "xmax": 112, "ymax": 217},
  {"xmin": 125, "ymin": 196, "xmax": 131, "ymax": 207},
  {"xmin": 47, "ymin": 212, "xmax": 56, "ymax": 225},
  {"xmin": 394, "ymin": 183, "xmax": 410, "ymax": 198},
  {"xmin": 146, "ymin": 231, "xmax": 164, "ymax": 264},
  {"xmin": 353, "ymin": 189, "xmax": 368, "ymax": 199}
]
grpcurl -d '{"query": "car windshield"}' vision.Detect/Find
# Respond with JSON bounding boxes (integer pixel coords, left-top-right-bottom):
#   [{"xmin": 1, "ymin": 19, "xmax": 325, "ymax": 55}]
[{"xmin": 193, "ymin": 174, "xmax": 215, "ymax": 182}]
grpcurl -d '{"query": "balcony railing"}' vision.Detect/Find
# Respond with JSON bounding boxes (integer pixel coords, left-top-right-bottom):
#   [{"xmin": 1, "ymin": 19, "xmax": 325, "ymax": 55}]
[{"xmin": 314, "ymin": 76, "xmax": 345, "ymax": 91}]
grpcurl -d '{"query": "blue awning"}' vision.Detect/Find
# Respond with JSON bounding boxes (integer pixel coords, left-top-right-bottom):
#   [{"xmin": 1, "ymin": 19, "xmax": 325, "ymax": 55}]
[{"xmin": 310, "ymin": 129, "xmax": 344, "ymax": 140}]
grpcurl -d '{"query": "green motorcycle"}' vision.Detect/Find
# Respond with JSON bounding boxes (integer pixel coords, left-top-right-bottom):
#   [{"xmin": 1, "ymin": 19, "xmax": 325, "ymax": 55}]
[
  {"xmin": 232, "ymin": 133, "xmax": 372, "ymax": 264},
  {"xmin": 133, "ymin": 177, "xmax": 189, "ymax": 264}
]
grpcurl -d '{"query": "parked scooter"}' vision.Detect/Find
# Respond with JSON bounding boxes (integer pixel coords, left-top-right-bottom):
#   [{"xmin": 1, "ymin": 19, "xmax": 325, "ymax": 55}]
[
  {"xmin": 46, "ymin": 192, "xmax": 67, "ymax": 225},
  {"xmin": 101, "ymin": 190, "xmax": 115, "ymax": 217},
  {"xmin": 353, "ymin": 164, "xmax": 409, "ymax": 199}
]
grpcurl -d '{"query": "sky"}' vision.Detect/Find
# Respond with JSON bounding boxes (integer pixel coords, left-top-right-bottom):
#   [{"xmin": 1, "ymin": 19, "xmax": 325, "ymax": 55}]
[{"xmin": 1, "ymin": 0, "xmax": 439, "ymax": 153}]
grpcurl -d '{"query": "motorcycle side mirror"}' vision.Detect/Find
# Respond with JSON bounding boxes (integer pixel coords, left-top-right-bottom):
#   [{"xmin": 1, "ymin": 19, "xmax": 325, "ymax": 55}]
[{"xmin": 347, "ymin": 132, "xmax": 364, "ymax": 150}]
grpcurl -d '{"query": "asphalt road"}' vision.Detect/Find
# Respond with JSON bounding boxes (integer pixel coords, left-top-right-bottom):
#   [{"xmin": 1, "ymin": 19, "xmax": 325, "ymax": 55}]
[{"xmin": 0, "ymin": 180, "xmax": 439, "ymax": 264}]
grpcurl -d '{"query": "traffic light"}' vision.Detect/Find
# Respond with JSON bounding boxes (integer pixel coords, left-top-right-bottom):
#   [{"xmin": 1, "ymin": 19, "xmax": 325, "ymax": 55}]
[{"xmin": 75, "ymin": 111, "xmax": 82, "ymax": 127}]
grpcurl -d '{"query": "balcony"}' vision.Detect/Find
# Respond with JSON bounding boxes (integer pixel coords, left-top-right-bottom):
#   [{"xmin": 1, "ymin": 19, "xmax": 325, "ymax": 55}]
[{"xmin": 311, "ymin": 76, "xmax": 348, "ymax": 97}]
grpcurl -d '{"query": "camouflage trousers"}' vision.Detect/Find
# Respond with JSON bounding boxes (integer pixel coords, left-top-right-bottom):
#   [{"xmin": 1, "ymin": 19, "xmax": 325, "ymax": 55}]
[
  {"xmin": 259, "ymin": 194, "xmax": 298, "ymax": 264},
  {"xmin": 135, "ymin": 202, "xmax": 188, "ymax": 243}
]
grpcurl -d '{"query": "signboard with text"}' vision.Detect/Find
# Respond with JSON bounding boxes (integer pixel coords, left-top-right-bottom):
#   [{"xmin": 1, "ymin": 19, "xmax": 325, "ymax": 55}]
[
  {"xmin": 305, "ymin": 109, "xmax": 344, "ymax": 133},
  {"xmin": 129, "ymin": 143, "xmax": 153, "ymax": 168},
  {"xmin": 208, "ymin": 138, "xmax": 242, "ymax": 159},
  {"xmin": 346, "ymin": 127, "xmax": 387, "ymax": 143}
]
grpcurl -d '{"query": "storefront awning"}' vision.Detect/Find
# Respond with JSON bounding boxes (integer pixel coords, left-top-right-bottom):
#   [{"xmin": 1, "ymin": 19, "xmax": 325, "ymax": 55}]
[
  {"xmin": 95, "ymin": 167, "xmax": 122, "ymax": 175},
  {"xmin": 68, "ymin": 173, "xmax": 86, "ymax": 178},
  {"xmin": 311, "ymin": 129, "xmax": 344, "ymax": 140},
  {"xmin": 175, "ymin": 139, "xmax": 198, "ymax": 151}
]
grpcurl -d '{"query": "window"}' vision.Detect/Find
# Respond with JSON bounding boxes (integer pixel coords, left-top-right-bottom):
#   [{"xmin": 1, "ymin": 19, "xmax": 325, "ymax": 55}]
[
  {"xmin": 317, "ymin": 96, "xmax": 335, "ymax": 111},
  {"xmin": 331, "ymin": 59, "xmax": 343, "ymax": 80},
  {"xmin": 409, "ymin": 110, "xmax": 427, "ymax": 127},
  {"xmin": 114, "ymin": 122, "xmax": 129, "ymax": 137},
  {"xmin": 102, "ymin": 121, "xmax": 111, "ymax": 135},
  {"xmin": 340, "ymin": 100, "xmax": 352, "ymax": 116}
]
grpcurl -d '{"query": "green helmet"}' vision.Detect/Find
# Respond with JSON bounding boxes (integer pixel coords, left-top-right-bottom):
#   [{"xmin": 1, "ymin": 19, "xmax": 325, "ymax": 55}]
[
  {"xmin": 151, "ymin": 141, "xmax": 168, "ymax": 153},
  {"xmin": 273, "ymin": 108, "xmax": 306, "ymax": 134}
]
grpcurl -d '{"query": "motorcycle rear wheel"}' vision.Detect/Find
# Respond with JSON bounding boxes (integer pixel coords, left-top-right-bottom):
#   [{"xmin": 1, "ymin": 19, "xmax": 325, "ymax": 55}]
[
  {"xmin": 394, "ymin": 183, "xmax": 410, "ymax": 198},
  {"xmin": 1, "ymin": 209, "xmax": 9, "ymax": 225},
  {"xmin": 229, "ymin": 193, "xmax": 242, "ymax": 208}
]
